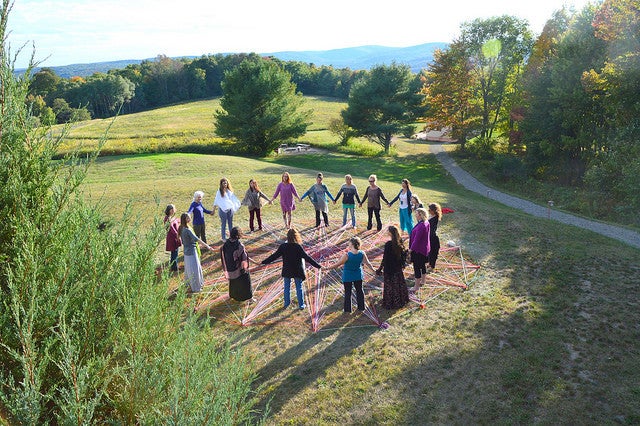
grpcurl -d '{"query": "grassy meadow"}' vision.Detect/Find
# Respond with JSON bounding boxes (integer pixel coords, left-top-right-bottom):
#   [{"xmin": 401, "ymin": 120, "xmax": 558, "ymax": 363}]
[{"xmin": 66, "ymin": 96, "xmax": 640, "ymax": 424}]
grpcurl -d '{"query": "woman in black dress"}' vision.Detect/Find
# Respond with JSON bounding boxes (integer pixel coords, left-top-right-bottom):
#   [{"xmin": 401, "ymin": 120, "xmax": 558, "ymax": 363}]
[
  {"xmin": 427, "ymin": 203, "xmax": 442, "ymax": 272},
  {"xmin": 376, "ymin": 225, "xmax": 409, "ymax": 309},
  {"xmin": 220, "ymin": 227, "xmax": 253, "ymax": 302}
]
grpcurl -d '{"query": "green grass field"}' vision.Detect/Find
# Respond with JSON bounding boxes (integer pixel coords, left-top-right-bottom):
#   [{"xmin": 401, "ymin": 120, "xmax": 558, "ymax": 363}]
[{"xmin": 76, "ymin": 98, "xmax": 640, "ymax": 424}]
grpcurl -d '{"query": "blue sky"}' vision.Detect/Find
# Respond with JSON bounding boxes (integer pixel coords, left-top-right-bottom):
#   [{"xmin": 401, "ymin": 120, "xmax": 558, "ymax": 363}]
[{"xmin": 8, "ymin": 0, "xmax": 594, "ymax": 68}]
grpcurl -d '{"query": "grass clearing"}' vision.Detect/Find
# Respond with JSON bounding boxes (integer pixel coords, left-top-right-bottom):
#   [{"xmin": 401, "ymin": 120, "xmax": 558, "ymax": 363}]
[
  {"xmin": 54, "ymin": 96, "xmax": 351, "ymax": 157},
  {"xmin": 82, "ymin": 151, "xmax": 640, "ymax": 424}
]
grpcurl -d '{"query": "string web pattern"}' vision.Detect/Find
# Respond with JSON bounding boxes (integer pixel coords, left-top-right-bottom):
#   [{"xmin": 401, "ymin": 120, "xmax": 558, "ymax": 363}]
[{"xmin": 175, "ymin": 221, "xmax": 480, "ymax": 332}]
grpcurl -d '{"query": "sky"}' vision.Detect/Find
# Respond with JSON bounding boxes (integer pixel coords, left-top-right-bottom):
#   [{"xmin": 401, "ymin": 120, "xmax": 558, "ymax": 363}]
[{"xmin": 8, "ymin": 0, "xmax": 595, "ymax": 68}]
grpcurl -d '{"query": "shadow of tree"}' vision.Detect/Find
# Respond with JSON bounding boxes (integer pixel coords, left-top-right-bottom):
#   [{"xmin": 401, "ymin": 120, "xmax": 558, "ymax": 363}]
[{"xmin": 251, "ymin": 314, "xmax": 378, "ymax": 421}]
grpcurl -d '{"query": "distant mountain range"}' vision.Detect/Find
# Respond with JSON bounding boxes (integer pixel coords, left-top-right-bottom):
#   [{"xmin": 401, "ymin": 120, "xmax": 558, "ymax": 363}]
[{"xmin": 20, "ymin": 42, "xmax": 448, "ymax": 78}]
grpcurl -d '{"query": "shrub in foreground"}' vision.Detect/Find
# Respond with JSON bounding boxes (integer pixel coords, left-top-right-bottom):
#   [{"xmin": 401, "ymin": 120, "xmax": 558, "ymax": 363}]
[{"xmin": 0, "ymin": 3, "xmax": 258, "ymax": 422}]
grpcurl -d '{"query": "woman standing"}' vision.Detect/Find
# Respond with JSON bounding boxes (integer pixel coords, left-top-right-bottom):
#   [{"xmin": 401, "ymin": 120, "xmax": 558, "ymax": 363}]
[
  {"xmin": 427, "ymin": 202, "xmax": 442, "ymax": 272},
  {"xmin": 242, "ymin": 179, "xmax": 271, "ymax": 232},
  {"xmin": 376, "ymin": 225, "xmax": 409, "ymax": 309},
  {"xmin": 220, "ymin": 227, "xmax": 253, "ymax": 302},
  {"xmin": 410, "ymin": 194, "xmax": 423, "ymax": 211},
  {"xmin": 388, "ymin": 178, "xmax": 414, "ymax": 235},
  {"xmin": 213, "ymin": 178, "xmax": 241, "ymax": 242},
  {"xmin": 333, "ymin": 174, "xmax": 361, "ymax": 228},
  {"xmin": 409, "ymin": 208, "xmax": 431, "ymax": 293},
  {"xmin": 271, "ymin": 172, "xmax": 301, "ymax": 229},
  {"xmin": 178, "ymin": 213, "xmax": 213, "ymax": 293},
  {"xmin": 359, "ymin": 174, "xmax": 389, "ymax": 231},
  {"xmin": 301, "ymin": 172, "xmax": 335, "ymax": 228},
  {"xmin": 187, "ymin": 190, "xmax": 213, "ymax": 243},
  {"xmin": 326, "ymin": 237, "xmax": 376, "ymax": 313},
  {"xmin": 164, "ymin": 204, "xmax": 181, "ymax": 272},
  {"xmin": 261, "ymin": 228, "xmax": 321, "ymax": 310}
]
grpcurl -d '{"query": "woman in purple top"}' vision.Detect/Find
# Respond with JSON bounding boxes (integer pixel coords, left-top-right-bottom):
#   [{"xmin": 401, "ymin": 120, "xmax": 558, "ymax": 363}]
[
  {"xmin": 271, "ymin": 172, "xmax": 301, "ymax": 229},
  {"xmin": 409, "ymin": 207, "xmax": 431, "ymax": 293},
  {"xmin": 187, "ymin": 190, "xmax": 213, "ymax": 244}
]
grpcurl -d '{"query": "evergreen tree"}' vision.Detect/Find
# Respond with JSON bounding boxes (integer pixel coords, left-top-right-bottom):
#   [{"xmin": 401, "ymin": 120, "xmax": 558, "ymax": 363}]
[
  {"xmin": 0, "ymin": 1, "xmax": 258, "ymax": 422},
  {"xmin": 215, "ymin": 57, "xmax": 312, "ymax": 156}
]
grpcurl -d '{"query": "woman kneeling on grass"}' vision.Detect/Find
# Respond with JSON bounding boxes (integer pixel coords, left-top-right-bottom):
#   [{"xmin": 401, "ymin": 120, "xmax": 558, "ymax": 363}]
[
  {"xmin": 326, "ymin": 237, "xmax": 376, "ymax": 313},
  {"xmin": 261, "ymin": 228, "xmax": 321, "ymax": 310},
  {"xmin": 178, "ymin": 213, "xmax": 214, "ymax": 293}
]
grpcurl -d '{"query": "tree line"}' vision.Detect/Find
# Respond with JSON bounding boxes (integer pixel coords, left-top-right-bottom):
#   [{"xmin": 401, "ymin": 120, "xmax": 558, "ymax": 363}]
[{"xmin": 26, "ymin": 53, "xmax": 361, "ymax": 123}]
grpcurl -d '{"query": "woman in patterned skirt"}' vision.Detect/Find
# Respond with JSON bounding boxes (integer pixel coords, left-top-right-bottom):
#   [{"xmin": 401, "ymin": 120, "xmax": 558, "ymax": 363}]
[{"xmin": 376, "ymin": 225, "xmax": 409, "ymax": 309}]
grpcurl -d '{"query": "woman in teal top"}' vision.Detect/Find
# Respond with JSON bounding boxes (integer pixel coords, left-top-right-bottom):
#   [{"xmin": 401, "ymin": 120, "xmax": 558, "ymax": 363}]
[{"xmin": 327, "ymin": 237, "xmax": 376, "ymax": 313}]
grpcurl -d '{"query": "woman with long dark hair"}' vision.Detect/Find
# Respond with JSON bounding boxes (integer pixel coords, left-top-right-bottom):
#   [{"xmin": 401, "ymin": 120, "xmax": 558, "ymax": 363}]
[
  {"xmin": 427, "ymin": 202, "xmax": 442, "ymax": 272},
  {"xmin": 213, "ymin": 177, "xmax": 241, "ymax": 242},
  {"xmin": 261, "ymin": 227, "xmax": 321, "ymax": 310},
  {"xmin": 376, "ymin": 225, "xmax": 410, "ymax": 309},
  {"xmin": 388, "ymin": 178, "xmax": 414, "ymax": 235}
]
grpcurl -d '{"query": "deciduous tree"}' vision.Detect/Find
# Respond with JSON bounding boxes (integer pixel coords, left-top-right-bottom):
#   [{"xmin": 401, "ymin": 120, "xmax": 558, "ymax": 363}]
[
  {"xmin": 341, "ymin": 63, "xmax": 424, "ymax": 154},
  {"xmin": 460, "ymin": 15, "xmax": 533, "ymax": 140},
  {"xmin": 423, "ymin": 41, "xmax": 478, "ymax": 148}
]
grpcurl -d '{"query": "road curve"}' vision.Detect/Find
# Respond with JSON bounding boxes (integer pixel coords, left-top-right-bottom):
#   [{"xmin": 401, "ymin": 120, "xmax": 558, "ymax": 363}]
[{"xmin": 429, "ymin": 143, "xmax": 640, "ymax": 249}]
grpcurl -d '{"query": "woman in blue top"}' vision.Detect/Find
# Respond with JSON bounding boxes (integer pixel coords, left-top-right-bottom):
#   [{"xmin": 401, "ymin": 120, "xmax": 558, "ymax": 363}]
[
  {"xmin": 388, "ymin": 178, "xmax": 414, "ymax": 235},
  {"xmin": 327, "ymin": 237, "xmax": 376, "ymax": 313}
]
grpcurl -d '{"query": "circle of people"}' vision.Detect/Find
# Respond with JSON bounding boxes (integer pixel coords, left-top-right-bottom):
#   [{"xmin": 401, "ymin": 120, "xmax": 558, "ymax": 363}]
[{"xmin": 163, "ymin": 172, "xmax": 443, "ymax": 313}]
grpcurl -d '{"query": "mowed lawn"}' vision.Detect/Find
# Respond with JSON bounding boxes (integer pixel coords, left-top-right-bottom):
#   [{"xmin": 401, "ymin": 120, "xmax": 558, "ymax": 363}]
[
  {"xmin": 55, "ymin": 96, "xmax": 354, "ymax": 157},
  {"xmin": 82, "ymin": 150, "xmax": 640, "ymax": 424}
]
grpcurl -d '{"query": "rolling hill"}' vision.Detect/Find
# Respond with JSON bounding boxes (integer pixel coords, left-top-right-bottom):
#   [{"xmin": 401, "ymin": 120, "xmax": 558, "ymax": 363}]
[{"xmin": 20, "ymin": 42, "xmax": 448, "ymax": 78}]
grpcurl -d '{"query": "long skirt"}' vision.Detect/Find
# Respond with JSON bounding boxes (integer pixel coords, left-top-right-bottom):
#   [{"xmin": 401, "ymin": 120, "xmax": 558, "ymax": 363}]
[
  {"xmin": 382, "ymin": 271, "xmax": 409, "ymax": 309},
  {"xmin": 229, "ymin": 271, "xmax": 253, "ymax": 301},
  {"xmin": 183, "ymin": 253, "xmax": 203, "ymax": 293}
]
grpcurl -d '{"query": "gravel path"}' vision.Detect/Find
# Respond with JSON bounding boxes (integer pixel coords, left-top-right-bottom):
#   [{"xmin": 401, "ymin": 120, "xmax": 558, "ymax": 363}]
[{"xmin": 430, "ymin": 143, "xmax": 640, "ymax": 249}]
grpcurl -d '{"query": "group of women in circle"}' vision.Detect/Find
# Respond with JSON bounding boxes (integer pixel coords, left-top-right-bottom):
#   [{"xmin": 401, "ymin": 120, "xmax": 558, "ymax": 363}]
[{"xmin": 163, "ymin": 171, "xmax": 443, "ymax": 312}]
